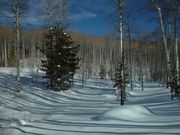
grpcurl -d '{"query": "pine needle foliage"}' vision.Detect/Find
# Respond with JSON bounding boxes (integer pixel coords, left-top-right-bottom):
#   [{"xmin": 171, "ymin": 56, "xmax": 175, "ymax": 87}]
[
  {"xmin": 99, "ymin": 65, "xmax": 106, "ymax": 79},
  {"xmin": 169, "ymin": 68, "xmax": 180, "ymax": 99},
  {"xmin": 113, "ymin": 57, "xmax": 128, "ymax": 105},
  {"xmin": 41, "ymin": 28, "xmax": 79, "ymax": 91}
]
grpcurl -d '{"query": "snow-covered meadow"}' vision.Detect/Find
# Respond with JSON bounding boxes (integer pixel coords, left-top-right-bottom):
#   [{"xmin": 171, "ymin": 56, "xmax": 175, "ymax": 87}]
[{"xmin": 0, "ymin": 68, "xmax": 180, "ymax": 135}]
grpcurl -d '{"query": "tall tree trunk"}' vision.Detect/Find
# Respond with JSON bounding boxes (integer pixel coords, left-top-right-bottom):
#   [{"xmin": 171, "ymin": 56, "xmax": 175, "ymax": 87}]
[
  {"xmin": 118, "ymin": 0, "xmax": 124, "ymax": 106},
  {"xmin": 81, "ymin": 47, "xmax": 85, "ymax": 88},
  {"xmin": 128, "ymin": 25, "xmax": 133, "ymax": 90},
  {"xmin": 121, "ymin": 56, "xmax": 125, "ymax": 106},
  {"xmin": 140, "ymin": 43, "xmax": 144, "ymax": 91},
  {"xmin": 175, "ymin": 38, "xmax": 179, "ymax": 84},
  {"xmin": 22, "ymin": 39, "xmax": 25, "ymax": 60},
  {"xmin": 152, "ymin": 0, "xmax": 171, "ymax": 87},
  {"xmin": 4, "ymin": 35, "xmax": 7, "ymax": 67},
  {"xmin": 178, "ymin": 4, "xmax": 180, "ymax": 81},
  {"xmin": 173, "ymin": 12, "xmax": 179, "ymax": 83},
  {"xmin": 1, "ymin": 42, "xmax": 4, "ymax": 65},
  {"xmin": 109, "ymin": 39, "xmax": 113, "ymax": 79},
  {"xmin": 31, "ymin": 41, "xmax": 35, "ymax": 82},
  {"xmin": 16, "ymin": 0, "xmax": 21, "ymax": 92},
  {"xmin": 118, "ymin": 0, "xmax": 123, "ymax": 60},
  {"xmin": 22, "ymin": 38, "xmax": 26, "ymax": 68},
  {"xmin": 176, "ymin": 0, "xmax": 180, "ymax": 85}
]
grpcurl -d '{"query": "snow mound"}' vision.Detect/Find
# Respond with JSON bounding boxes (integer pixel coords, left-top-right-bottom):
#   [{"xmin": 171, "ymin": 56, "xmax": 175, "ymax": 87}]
[
  {"xmin": 143, "ymin": 83, "xmax": 161, "ymax": 88},
  {"xmin": 93, "ymin": 105, "xmax": 155, "ymax": 121},
  {"xmin": 10, "ymin": 119, "xmax": 29, "ymax": 126},
  {"xmin": 17, "ymin": 119, "xmax": 28, "ymax": 126},
  {"xmin": 127, "ymin": 91, "xmax": 139, "ymax": 96},
  {"xmin": 102, "ymin": 94, "xmax": 116, "ymax": 99},
  {"xmin": 132, "ymin": 83, "xmax": 141, "ymax": 88}
]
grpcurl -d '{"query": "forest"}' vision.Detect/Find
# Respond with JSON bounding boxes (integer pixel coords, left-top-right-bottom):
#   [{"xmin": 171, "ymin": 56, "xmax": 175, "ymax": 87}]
[{"xmin": 0, "ymin": 0, "xmax": 180, "ymax": 135}]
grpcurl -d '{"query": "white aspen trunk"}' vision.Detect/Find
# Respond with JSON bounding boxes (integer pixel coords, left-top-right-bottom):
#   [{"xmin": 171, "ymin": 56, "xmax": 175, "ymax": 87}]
[
  {"xmin": 175, "ymin": 38, "xmax": 179, "ymax": 84},
  {"xmin": 1, "ymin": 42, "xmax": 4, "ymax": 65},
  {"xmin": 128, "ymin": 25, "xmax": 133, "ymax": 90},
  {"xmin": 8, "ymin": 41, "xmax": 10, "ymax": 60},
  {"xmin": 118, "ymin": 0, "xmax": 124, "ymax": 106},
  {"xmin": 152, "ymin": 0, "xmax": 171, "ymax": 85},
  {"xmin": 140, "ymin": 43, "xmax": 144, "ymax": 91},
  {"xmin": 176, "ymin": 1, "xmax": 180, "ymax": 85},
  {"xmin": 109, "ymin": 39, "xmax": 113, "ymax": 78},
  {"xmin": 119, "ymin": 1, "xmax": 123, "ymax": 59},
  {"xmin": 158, "ymin": 8, "xmax": 171, "ymax": 80},
  {"xmin": 22, "ymin": 39, "xmax": 25, "ymax": 60},
  {"xmin": 16, "ymin": 0, "xmax": 21, "ymax": 92},
  {"xmin": 82, "ymin": 48, "xmax": 85, "ymax": 88},
  {"xmin": 22, "ymin": 39, "xmax": 26, "ymax": 68},
  {"xmin": 172, "ymin": 4, "xmax": 179, "ymax": 86},
  {"xmin": 31, "ymin": 41, "xmax": 35, "ymax": 82},
  {"xmin": 109, "ymin": 40, "xmax": 112, "ymax": 61},
  {"xmin": 100, "ymin": 47, "xmax": 102, "ymax": 65},
  {"xmin": 92, "ymin": 43, "xmax": 95, "ymax": 67},
  {"xmin": 4, "ymin": 35, "xmax": 7, "ymax": 67},
  {"xmin": 37, "ymin": 41, "xmax": 40, "ymax": 59}
]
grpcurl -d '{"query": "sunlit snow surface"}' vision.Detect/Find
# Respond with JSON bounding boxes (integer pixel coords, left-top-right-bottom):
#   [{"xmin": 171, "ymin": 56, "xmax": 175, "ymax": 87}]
[{"xmin": 0, "ymin": 68, "xmax": 180, "ymax": 135}]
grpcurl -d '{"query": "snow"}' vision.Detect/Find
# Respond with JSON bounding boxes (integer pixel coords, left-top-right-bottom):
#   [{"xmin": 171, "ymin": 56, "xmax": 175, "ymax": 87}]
[
  {"xmin": 11, "ymin": 119, "xmax": 29, "ymax": 126},
  {"xmin": 0, "ymin": 68, "xmax": 180, "ymax": 135},
  {"xmin": 95, "ymin": 105, "xmax": 154, "ymax": 121}
]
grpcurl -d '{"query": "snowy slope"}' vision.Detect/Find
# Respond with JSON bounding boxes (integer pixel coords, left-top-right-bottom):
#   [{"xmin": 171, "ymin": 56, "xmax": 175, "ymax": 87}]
[{"xmin": 0, "ymin": 68, "xmax": 180, "ymax": 135}]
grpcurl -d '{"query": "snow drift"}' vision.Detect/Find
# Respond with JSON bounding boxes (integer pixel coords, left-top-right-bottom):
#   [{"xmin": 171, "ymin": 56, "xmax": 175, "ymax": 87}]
[
  {"xmin": 0, "ymin": 68, "xmax": 180, "ymax": 134},
  {"xmin": 93, "ymin": 105, "xmax": 155, "ymax": 121}
]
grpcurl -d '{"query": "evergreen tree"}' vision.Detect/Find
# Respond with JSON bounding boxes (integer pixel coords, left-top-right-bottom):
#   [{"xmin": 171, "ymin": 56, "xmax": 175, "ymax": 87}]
[
  {"xmin": 169, "ymin": 68, "xmax": 180, "ymax": 100},
  {"xmin": 99, "ymin": 65, "xmax": 106, "ymax": 79},
  {"xmin": 41, "ymin": 28, "xmax": 79, "ymax": 91},
  {"xmin": 113, "ymin": 57, "xmax": 128, "ymax": 105}
]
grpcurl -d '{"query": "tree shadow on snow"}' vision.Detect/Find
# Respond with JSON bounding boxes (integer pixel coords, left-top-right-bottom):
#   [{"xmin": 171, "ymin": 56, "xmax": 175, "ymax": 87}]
[{"xmin": 20, "ymin": 73, "xmax": 46, "ymax": 90}]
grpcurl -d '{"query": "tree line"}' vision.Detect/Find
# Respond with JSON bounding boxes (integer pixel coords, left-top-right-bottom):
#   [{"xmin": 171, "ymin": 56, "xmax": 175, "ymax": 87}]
[
  {"xmin": 0, "ymin": 26, "xmax": 177, "ymax": 83},
  {"xmin": 0, "ymin": 0, "xmax": 179, "ymax": 102}
]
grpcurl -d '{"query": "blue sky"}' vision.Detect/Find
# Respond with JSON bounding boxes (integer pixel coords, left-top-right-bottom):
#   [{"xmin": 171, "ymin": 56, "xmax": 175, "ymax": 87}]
[
  {"xmin": 69, "ymin": 0, "xmax": 158, "ymax": 36},
  {"xmin": 68, "ymin": 0, "xmax": 111, "ymax": 35},
  {"xmin": 0, "ymin": 0, "xmax": 158, "ymax": 36}
]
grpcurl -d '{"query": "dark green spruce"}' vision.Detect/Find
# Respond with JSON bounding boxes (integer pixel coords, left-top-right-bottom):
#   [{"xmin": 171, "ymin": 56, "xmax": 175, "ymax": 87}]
[
  {"xmin": 99, "ymin": 65, "xmax": 106, "ymax": 79},
  {"xmin": 169, "ymin": 68, "xmax": 180, "ymax": 100},
  {"xmin": 113, "ymin": 57, "xmax": 128, "ymax": 105},
  {"xmin": 41, "ymin": 28, "xmax": 79, "ymax": 91}
]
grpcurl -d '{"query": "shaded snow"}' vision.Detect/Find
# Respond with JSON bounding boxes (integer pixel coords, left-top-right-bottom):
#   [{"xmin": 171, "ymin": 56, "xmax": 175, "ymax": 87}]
[
  {"xmin": 94, "ymin": 105, "xmax": 154, "ymax": 121},
  {"xmin": 0, "ymin": 68, "xmax": 180, "ymax": 135}
]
